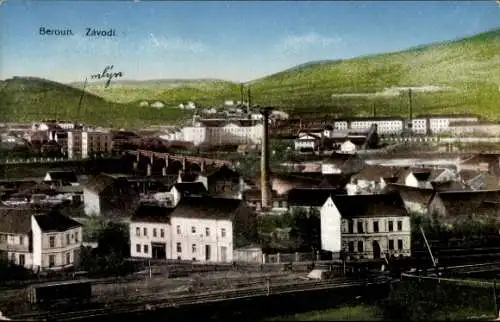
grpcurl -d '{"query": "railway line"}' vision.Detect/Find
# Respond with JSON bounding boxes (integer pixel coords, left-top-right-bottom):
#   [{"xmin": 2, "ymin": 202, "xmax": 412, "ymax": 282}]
[{"xmin": 10, "ymin": 276, "xmax": 390, "ymax": 321}]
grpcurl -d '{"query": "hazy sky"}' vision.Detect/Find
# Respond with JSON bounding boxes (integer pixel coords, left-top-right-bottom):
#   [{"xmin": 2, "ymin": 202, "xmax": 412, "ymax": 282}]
[{"xmin": 1, "ymin": 0, "xmax": 499, "ymax": 83}]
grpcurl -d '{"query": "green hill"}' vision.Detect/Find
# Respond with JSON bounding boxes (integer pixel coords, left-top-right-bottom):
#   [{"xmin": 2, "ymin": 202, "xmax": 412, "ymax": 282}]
[
  {"xmin": 79, "ymin": 29, "xmax": 500, "ymax": 121},
  {"xmin": 0, "ymin": 77, "xmax": 191, "ymax": 128}
]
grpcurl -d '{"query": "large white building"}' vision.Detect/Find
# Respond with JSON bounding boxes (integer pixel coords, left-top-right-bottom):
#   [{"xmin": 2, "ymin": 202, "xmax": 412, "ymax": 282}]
[
  {"xmin": 320, "ymin": 192, "xmax": 411, "ymax": 260},
  {"xmin": 130, "ymin": 197, "xmax": 256, "ymax": 263},
  {"xmin": 181, "ymin": 121, "xmax": 263, "ymax": 146},
  {"xmin": 0, "ymin": 208, "xmax": 83, "ymax": 271}
]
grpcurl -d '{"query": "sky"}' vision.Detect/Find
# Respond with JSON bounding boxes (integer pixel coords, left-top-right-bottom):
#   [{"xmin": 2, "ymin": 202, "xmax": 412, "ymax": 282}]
[{"xmin": 0, "ymin": 0, "xmax": 499, "ymax": 83}]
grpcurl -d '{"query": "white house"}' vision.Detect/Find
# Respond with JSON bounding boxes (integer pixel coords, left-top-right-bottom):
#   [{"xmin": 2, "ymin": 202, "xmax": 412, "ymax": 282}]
[
  {"xmin": 320, "ymin": 192, "xmax": 411, "ymax": 260},
  {"xmin": 129, "ymin": 197, "xmax": 256, "ymax": 263},
  {"xmin": 339, "ymin": 140, "xmax": 356, "ymax": 153},
  {"xmin": 0, "ymin": 208, "xmax": 83, "ymax": 271},
  {"xmin": 151, "ymin": 101, "xmax": 165, "ymax": 109},
  {"xmin": 294, "ymin": 133, "xmax": 319, "ymax": 151}
]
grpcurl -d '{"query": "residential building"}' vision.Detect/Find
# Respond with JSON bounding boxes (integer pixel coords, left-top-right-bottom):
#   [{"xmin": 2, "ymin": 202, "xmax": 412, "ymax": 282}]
[
  {"xmin": 83, "ymin": 174, "xmax": 140, "ymax": 217},
  {"xmin": 182, "ymin": 120, "xmax": 263, "ymax": 146},
  {"xmin": 68, "ymin": 129, "xmax": 113, "ymax": 159},
  {"xmin": 346, "ymin": 165, "xmax": 402, "ymax": 195},
  {"xmin": 428, "ymin": 190, "xmax": 500, "ymax": 221},
  {"xmin": 130, "ymin": 197, "xmax": 257, "ymax": 263},
  {"xmin": 0, "ymin": 208, "xmax": 82, "ymax": 271},
  {"xmin": 320, "ymin": 192, "xmax": 411, "ymax": 260},
  {"xmin": 43, "ymin": 171, "xmax": 79, "ymax": 186}
]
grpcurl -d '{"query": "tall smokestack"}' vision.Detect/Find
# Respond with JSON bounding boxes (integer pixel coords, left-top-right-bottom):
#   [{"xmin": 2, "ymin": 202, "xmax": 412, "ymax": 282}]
[{"xmin": 260, "ymin": 107, "xmax": 273, "ymax": 210}]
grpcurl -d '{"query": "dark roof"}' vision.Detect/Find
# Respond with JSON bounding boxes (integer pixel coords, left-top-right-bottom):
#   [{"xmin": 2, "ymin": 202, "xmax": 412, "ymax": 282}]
[
  {"xmin": 0, "ymin": 208, "xmax": 32, "ymax": 234},
  {"xmin": 179, "ymin": 172, "xmax": 200, "ymax": 182},
  {"xmin": 385, "ymin": 183, "xmax": 435, "ymax": 205},
  {"xmin": 201, "ymin": 164, "xmax": 238, "ymax": 178},
  {"xmin": 458, "ymin": 169, "xmax": 483, "ymax": 182},
  {"xmin": 333, "ymin": 192, "xmax": 408, "ymax": 218},
  {"xmin": 352, "ymin": 165, "xmax": 402, "ymax": 182},
  {"xmin": 316, "ymin": 175, "xmax": 352, "ymax": 189},
  {"xmin": 33, "ymin": 211, "xmax": 82, "ymax": 232},
  {"xmin": 46, "ymin": 171, "xmax": 78, "ymax": 183},
  {"xmin": 84, "ymin": 174, "xmax": 115, "ymax": 194},
  {"xmin": 243, "ymin": 189, "xmax": 283, "ymax": 201},
  {"xmin": 287, "ymin": 188, "xmax": 346, "ymax": 207},
  {"xmin": 431, "ymin": 181, "xmax": 466, "ymax": 191},
  {"xmin": 435, "ymin": 190, "xmax": 500, "ymax": 216},
  {"xmin": 131, "ymin": 203, "xmax": 173, "ymax": 223},
  {"xmin": 172, "ymin": 182, "xmax": 207, "ymax": 195},
  {"xmin": 171, "ymin": 197, "xmax": 242, "ymax": 220}
]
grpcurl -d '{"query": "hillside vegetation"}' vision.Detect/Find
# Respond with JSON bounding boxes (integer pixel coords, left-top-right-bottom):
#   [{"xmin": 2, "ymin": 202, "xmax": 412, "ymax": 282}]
[
  {"xmin": 77, "ymin": 29, "xmax": 500, "ymax": 121},
  {"xmin": 0, "ymin": 77, "xmax": 191, "ymax": 128},
  {"xmin": 2, "ymin": 29, "xmax": 500, "ymax": 126}
]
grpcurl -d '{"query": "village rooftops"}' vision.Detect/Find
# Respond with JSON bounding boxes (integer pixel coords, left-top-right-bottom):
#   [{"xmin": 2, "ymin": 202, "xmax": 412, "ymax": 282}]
[
  {"xmin": 332, "ymin": 192, "xmax": 408, "ymax": 218},
  {"xmin": 287, "ymin": 188, "xmax": 347, "ymax": 207},
  {"xmin": 385, "ymin": 183, "xmax": 435, "ymax": 205},
  {"xmin": 44, "ymin": 171, "xmax": 78, "ymax": 183},
  {"xmin": 84, "ymin": 174, "xmax": 116, "ymax": 194},
  {"xmin": 0, "ymin": 208, "xmax": 32, "ymax": 234},
  {"xmin": 32, "ymin": 210, "xmax": 82, "ymax": 232},
  {"xmin": 131, "ymin": 203, "xmax": 173, "ymax": 223},
  {"xmin": 172, "ymin": 182, "xmax": 207, "ymax": 195},
  {"xmin": 433, "ymin": 189, "xmax": 500, "ymax": 216},
  {"xmin": 170, "ymin": 197, "xmax": 242, "ymax": 220},
  {"xmin": 351, "ymin": 165, "xmax": 403, "ymax": 182}
]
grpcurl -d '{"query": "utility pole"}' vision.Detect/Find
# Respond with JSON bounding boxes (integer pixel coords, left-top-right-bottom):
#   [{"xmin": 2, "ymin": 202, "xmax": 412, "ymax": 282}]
[
  {"xmin": 247, "ymin": 86, "xmax": 252, "ymax": 114},
  {"xmin": 420, "ymin": 226, "xmax": 437, "ymax": 274},
  {"xmin": 76, "ymin": 78, "xmax": 88, "ymax": 126},
  {"xmin": 240, "ymin": 83, "xmax": 244, "ymax": 106},
  {"xmin": 408, "ymin": 88, "xmax": 413, "ymax": 137}
]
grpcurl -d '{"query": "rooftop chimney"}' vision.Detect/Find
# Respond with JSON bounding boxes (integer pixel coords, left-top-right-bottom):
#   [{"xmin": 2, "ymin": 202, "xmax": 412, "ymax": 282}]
[{"xmin": 260, "ymin": 107, "xmax": 273, "ymax": 209}]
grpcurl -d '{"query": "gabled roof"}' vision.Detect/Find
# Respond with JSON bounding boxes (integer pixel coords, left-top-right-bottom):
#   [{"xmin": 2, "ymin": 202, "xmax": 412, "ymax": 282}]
[
  {"xmin": 33, "ymin": 210, "xmax": 82, "ymax": 232},
  {"xmin": 131, "ymin": 203, "xmax": 173, "ymax": 223},
  {"xmin": 385, "ymin": 183, "xmax": 435, "ymax": 205},
  {"xmin": 434, "ymin": 189, "xmax": 500, "ymax": 216},
  {"xmin": 46, "ymin": 171, "xmax": 78, "ymax": 183},
  {"xmin": 459, "ymin": 154, "xmax": 500, "ymax": 165},
  {"xmin": 332, "ymin": 192, "xmax": 407, "ymax": 218},
  {"xmin": 0, "ymin": 207, "xmax": 32, "ymax": 234},
  {"xmin": 287, "ymin": 188, "xmax": 346, "ymax": 207},
  {"xmin": 458, "ymin": 169, "xmax": 483, "ymax": 182},
  {"xmin": 84, "ymin": 174, "xmax": 115, "ymax": 194},
  {"xmin": 351, "ymin": 165, "xmax": 402, "ymax": 182},
  {"xmin": 431, "ymin": 181, "xmax": 466, "ymax": 191},
  {"xmin": 172, "ymin": 182, "xmax": 207, "ymax": 195},
  {"xmin": 242, "ymin": 189, "xmax": 282, "ymax": 201},
  {"xmin": 170, "ymin": 197, "xmax": 242, "ymax": 220}
]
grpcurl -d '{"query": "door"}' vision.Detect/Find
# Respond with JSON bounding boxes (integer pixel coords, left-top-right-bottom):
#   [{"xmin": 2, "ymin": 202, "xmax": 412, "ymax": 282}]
[
  {"xmin": 220, "ymin": 246, "xmax": 228, "ymax": 262},
  {"xmin": 372, "ymin": 240, "xmax": 381, "ymax": 259},
  {"xmin": 205, "ymin": 245, "xmax": 211, "ymax": 261},
  {"xmin": 66, "ymin": 252, "xmax": 71, "ymax": 265},
  {"xmin": 152, "ymin": 243, "xmax": 167, "ymax": 260},
  {"xmin": 19, "ymin": 254, "xmax": 25, "ymax": 267}
]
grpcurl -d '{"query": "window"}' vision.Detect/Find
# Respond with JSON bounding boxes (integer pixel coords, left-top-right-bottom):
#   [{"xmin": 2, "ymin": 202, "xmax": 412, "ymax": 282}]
[
  {"xmin": 348, "ymin": 220, "xmax": 354, "ymax": 233},
  {"xmin": 357, "ymin": 241, "xmax": 364, "ymax": 252},
  {"xmin": 49, "ymin": 236, "xmax": 55, "ymax": 248},
  {"xmin": 136, "ymin": 244, "xmax": 141, "ymax": 253},
  {"xmin": 221, "ymin": 228, "xmax": 226, "ymax": 238},
  {"xmin": 153, "ymin": 228, "xmax": 157, "ymax": 238},
  {"xmin": 49, "ymin": 255, "xmax": 55, "ymax": 267},
  {"xmin": 192, "ymin": 244, "xmax": 197, "ymax": 253},
  {"xmin": 66, "ymin": 234, "xmax": 70, "ymax": 245},
  {"xmin": 205, "ymin": 227, "xmax": 210, "ymax": 237},
  {"xmin": 66, "ymin": 252, "xmax": 71, "ymax": 265},
  {"xmin": 75, "ymin": 232, "xmax": 79, "ymax": 243},
  {"xmin": 176, "ymin": 225, "xmax": 181, "ymax": 235},
  {"xmin": 397, "ymin": 239, "xmax": 403, "ymax": 250},
  {"xmin": 388, "ymin": 221, "xmax": 394, "ymax": 232},
  {"xmin": 388, "ymin": 240, "xmax": 394, "ymax": 250},
  {"xmin": 191, "ymin": 226, "xmax": 196, "ymax": 234},
  {"xmin": 373, "ymin": 221, "xmax": 379, "ymax": 233},
  {"xmin": 19, "ymin": 236, "xmax": 23, "ymax": 245},
  {"xmin": 144, "ymin": 245, "xmax": 149, "ymax": 253},
  {"xmin": 160, "ymin": 229, "xmax": 165, "ymax": 238},
  {"xmin": 176, "ymin": 242, "xmax": 182, "ymax": 253},
  {"xmin": 397, "ymin": 221, "xmax": 403, "ymax": 231},
  {"xmin": 19, "ymin": 254, "xmax": 25, "ymax": 266},
  {"xmin": 348, "ymin": 241, "xmax": 354, "ymax": 253},
  {"xmin": 136, "ymin": 227, "xmax": 140, "ymax": 236},
  {"xmin": 143, "ymin": 228, "xmax": 148, "ymax": 237},
  {"xmin": 357, "ymin": 222, "xmax": 364, "ymax": 233}
]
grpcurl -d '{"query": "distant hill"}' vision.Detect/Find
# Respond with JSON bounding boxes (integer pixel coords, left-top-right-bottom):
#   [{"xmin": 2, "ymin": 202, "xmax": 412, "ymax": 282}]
[
  {"xmin": 4, "ymin": 28, "xmax": 500, "ymax": 126},
  {"xmin": 0, "ymin": 77, "xmax": 191, "ymax": 128}
]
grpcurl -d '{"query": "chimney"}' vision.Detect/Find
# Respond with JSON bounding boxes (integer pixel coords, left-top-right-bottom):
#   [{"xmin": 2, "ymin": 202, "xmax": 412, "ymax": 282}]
[{"xmin": 260, "ymin": 107, "xmax": 273, "ymax": 209}]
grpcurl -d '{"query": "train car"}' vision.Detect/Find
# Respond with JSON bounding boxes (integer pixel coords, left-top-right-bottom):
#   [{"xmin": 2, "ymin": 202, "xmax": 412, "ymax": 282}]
[{"xmin": 27, "ymin": 280, "xmax": 92, "ymax": 305}]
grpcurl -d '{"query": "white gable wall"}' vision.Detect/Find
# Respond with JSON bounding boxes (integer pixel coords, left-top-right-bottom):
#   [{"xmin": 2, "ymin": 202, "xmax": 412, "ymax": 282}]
[{"xmin": 320, "ymin": 197, "xmax": 342, "ymax": 253}]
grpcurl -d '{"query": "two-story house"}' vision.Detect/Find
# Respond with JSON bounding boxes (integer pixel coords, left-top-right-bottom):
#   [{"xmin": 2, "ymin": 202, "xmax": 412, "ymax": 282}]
[
  {"xmin": 169, "ymin": 197, "xmax": 256, "ymax": 262},
  {"xmin": 320, "ymin": 192, "xmax": 411, "ymax": 260},
  {"xmin": 0, "ymin": 207, "xmax": 82, "ymax": 271},
  {"xmin": 129, "ymin": 203, "xmax": 174, "ymax": 260}
]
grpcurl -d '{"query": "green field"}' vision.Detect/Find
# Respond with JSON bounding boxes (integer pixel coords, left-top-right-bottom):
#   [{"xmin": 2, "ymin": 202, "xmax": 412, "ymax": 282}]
[{"xmin": 1, "ymin": 29, "xmax": 500, "ymax": 127}]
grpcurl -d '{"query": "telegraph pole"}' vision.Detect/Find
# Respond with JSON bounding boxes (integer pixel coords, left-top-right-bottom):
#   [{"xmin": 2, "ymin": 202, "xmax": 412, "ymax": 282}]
[{"xmin": 408, "ymin": 88, "xmax": 413, "ymax": 137}]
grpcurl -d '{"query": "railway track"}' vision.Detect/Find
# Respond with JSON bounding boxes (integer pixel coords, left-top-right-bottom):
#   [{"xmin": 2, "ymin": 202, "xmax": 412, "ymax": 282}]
[{"xmin": 11, "ymin": 276, "xmax": 391, "ymax": 321}]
